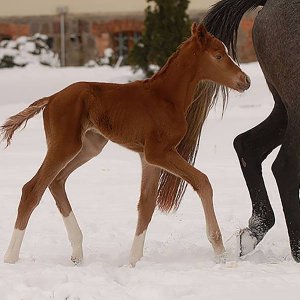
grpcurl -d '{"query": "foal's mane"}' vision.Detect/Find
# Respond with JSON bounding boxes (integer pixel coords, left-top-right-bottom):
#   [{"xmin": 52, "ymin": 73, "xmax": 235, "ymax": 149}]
[
  {"xmin": 145, "ymin": 38, "xmax": 191, "ymax": 83},
  {"xmin": 152, "ymin": 34, "xmax": 229, "ymax": 212}
]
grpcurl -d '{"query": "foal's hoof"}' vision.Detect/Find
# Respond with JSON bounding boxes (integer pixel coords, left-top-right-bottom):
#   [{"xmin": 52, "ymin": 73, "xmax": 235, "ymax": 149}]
[
  {"xmin": 4, "ymin": 253, "xmax": 19, "ymax": 264},
  {"xmin": 70, "ymin": 246, "xmax": 83, "ymax": 265},
  {"xmin": 238, "ymin": 228, "xmax": 258, "ymax": 256},
  {"xmin": 129, "ymin": 256, "xmax": 142, "ymax": 268},
  {"xmin": 215, "ymin": 252, "xmax": 227, "ymax": 264},
  {"xmin": 71, "ymin": 255, "xmax": 83, "ymax": 265}
]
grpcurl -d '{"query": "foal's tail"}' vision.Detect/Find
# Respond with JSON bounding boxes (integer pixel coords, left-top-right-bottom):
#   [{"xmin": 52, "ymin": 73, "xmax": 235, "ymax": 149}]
[{"xmin": 0, "ymin": 97, "xmax": 49, "ymax": 146}]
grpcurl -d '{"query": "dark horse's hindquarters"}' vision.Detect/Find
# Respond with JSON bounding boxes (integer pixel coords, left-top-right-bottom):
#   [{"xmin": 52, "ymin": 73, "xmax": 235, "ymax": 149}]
[{"xmin": 204, "ymin": 0, "xmax": 300, "ymax": 261}]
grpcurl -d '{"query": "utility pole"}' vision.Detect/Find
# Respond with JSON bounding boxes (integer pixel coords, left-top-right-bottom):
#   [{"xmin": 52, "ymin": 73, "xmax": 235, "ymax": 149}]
[{"xmin": 57, "ymin": 6, "xmax": 68, "ymax": 67}]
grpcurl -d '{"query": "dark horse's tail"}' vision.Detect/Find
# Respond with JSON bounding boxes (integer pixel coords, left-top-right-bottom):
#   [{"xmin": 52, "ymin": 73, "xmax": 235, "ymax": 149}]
[{"xmin": 204, "ymin": 0, "xmax": 267, "ymax": 60}]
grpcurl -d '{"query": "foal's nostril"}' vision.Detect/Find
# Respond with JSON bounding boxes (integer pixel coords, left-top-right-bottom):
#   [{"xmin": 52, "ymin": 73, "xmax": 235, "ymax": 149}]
[
  {"xmin": 245, "ymin": 75, "xmax": 251, "ymax": 85},
  {"xmin": 240, "ymin": 74, "xmax": 251, "ymax": 85}
]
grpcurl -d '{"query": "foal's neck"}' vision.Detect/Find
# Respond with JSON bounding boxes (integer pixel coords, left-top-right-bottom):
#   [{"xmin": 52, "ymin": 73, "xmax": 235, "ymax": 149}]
[{"xmin": 151, "ymin": 43, "xmax": 203, "ymax": 112}]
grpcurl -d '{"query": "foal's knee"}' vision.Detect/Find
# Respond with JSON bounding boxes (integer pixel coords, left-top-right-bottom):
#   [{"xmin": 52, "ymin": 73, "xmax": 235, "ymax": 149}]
[{"xmin": 21, "ymin": 180, "xmax": 34, "ymax": 195}]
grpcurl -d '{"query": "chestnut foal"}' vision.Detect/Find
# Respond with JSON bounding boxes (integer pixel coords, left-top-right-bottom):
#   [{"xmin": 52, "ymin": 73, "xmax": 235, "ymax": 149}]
[{"xmin": 1, "ymin": 23, "xmax": 250, "ymax": 265}]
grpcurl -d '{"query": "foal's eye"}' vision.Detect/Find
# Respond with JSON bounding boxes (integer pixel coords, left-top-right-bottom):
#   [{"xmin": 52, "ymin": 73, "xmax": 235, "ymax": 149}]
[{"xmin": 216, "ymin": 54, "xmax": 222, "ymax": 60}]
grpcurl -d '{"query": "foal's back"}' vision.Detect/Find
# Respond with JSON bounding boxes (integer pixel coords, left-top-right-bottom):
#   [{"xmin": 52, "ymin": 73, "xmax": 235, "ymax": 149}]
[{"xmin": 44, "ymin": 80, "xmax": 177, "ymax": 152}]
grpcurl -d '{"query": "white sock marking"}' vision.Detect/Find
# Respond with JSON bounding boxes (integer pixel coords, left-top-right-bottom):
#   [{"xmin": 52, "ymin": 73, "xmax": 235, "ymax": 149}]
[
  {"xmin": 4, "ymin": 229, "xmax": 25, "ymax": 264},
  {"xmin": 129, "ymin": 230, "xmax": 146, "ymax": 267},
  {"xmin": 63, "ymin": 212, "xmax": 83, "ymax": 263}
]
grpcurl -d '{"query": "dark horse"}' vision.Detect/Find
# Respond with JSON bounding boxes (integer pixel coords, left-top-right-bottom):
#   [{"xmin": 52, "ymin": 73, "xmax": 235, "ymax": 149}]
[{"xmin": 202, "ymin": 0, "xmax": 300, "ymax": 261}]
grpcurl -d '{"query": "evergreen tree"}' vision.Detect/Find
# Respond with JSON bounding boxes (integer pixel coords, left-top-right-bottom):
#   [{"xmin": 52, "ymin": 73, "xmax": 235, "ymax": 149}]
[{"xmin": 129, "ymin": 0, "xmax": 191, "ymax": 76}]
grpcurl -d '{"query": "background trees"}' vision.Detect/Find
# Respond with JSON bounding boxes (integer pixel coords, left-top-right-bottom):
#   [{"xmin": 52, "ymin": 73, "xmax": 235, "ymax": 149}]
[{"xmin": 129, "ymin": 0, "xmax": 191, "ymax": 76}]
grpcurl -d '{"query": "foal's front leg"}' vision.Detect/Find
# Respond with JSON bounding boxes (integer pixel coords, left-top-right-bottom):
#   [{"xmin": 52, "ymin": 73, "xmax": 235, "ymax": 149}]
[
  {"xmin": 130, "ymin": 155, "xmax": 160, "ymax": 266},
  {"xmin": 144, "ymin": 144, "xmax": 225, "ymax": 258}
]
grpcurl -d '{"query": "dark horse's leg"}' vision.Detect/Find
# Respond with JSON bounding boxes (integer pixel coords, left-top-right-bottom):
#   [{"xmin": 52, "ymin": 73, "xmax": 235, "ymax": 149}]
[
  {"xmin": 234, "ymin": 85, "xmax": 287, "ymax": 255},
  {"xmin": 272, "ymin": 112, "xmax": 300, "ymax": 262},
  {"xmin": 237, "ymin": 0, "xmax": 300, "ymax": 260}
]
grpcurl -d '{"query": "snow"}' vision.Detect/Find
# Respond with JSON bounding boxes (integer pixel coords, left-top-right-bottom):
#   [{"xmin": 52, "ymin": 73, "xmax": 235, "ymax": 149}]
[
  {"xmin": 0, "ymin": 35, "xmax": 59, "ymax": 67},
  {"xmin": 0, "ymin": 63, "xmax": 299, "ymax": 299}
]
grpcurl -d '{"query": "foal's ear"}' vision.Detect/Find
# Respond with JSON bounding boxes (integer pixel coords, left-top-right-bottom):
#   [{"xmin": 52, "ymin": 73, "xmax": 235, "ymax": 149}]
[
  {"xmin": 197, "ymin": 23, "xmax": 208, "ymax": 47},
  {"xmin": 191, "ymin": 23, "xmax": 209, "ymax": 48},
  {"xmin": 191, "ymin": 22, "xmax": 198, "ymax": 36}
]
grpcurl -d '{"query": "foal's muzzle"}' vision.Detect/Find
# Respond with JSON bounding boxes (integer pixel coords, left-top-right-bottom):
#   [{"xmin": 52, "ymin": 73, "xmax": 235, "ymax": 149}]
[{"xmin": 237, "ymin": 74, "xmax": 251, "ymax": 92}]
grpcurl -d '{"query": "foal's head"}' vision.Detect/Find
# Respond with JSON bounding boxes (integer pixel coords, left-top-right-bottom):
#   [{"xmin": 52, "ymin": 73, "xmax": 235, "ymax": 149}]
[{"xmin": 190, "ymin": 23, "xmax": 250, "ymax": 92}]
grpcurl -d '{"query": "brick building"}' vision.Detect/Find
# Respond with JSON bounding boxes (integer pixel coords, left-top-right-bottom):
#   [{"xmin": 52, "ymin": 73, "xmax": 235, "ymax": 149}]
[{"xmin": 0, "ymin": 0, "xmax": 258, "ymax": 66}]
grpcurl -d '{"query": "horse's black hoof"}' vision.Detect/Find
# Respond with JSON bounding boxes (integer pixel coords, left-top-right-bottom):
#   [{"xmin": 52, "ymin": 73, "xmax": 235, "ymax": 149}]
[
  {"xmin": 291, "ymin": 245, "xmax": 300, "ymax": 263},
  {"xmin": 238, "ymin": 228, "xmax": 258, "ymax": 257}
]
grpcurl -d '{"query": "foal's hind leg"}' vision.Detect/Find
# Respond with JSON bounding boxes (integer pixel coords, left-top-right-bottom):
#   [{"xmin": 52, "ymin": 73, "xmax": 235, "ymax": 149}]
[
  {"xmin": 49, "ymin": 131, "xmax": 108, "ymax": 264},
  {"xmin": 129, "ymin": 155, "xmax": 160, "ymax": 266},
  {"xmin": 4, "ymin": 138, "xmax": 83, "ymax": 263},
  {"xmin": 234, "ymin": 86, "xmax": 287, "ymax": 256}
]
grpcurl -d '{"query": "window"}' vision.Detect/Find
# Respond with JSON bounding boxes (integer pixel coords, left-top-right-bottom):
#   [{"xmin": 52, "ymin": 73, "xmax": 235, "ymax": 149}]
[{"xmin": 113, "ymin": 31, "xmax": 141, "ymax": 59}]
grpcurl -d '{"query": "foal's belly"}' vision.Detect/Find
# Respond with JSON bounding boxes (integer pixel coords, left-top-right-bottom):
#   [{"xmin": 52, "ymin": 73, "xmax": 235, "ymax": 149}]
[
  {"xmin": 88, "ymin": 96, "xmax": 153, "ymax": 153},
  {"xmin": 118, "ymin": 141, "xmax": 145, "ymax": 153},
  {"xmin": 91, "ymin": 121, "xmax": 146, "ymax": 153}
]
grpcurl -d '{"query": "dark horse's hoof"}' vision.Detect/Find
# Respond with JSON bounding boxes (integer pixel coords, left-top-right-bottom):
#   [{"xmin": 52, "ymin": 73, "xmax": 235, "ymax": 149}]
[
  {"xmin": 291, "ymin": 243, "xmax": 300, "ymax": 263},
  {"xmin": 238, "ymin": 228, "xmax": 258, "ymax": 256}
]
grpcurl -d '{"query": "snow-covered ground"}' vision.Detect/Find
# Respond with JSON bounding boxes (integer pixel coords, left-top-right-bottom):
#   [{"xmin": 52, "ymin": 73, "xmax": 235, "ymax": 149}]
[{"xmin": 0, "ymin": 64, "xmax": 299, "ymax": 299}]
